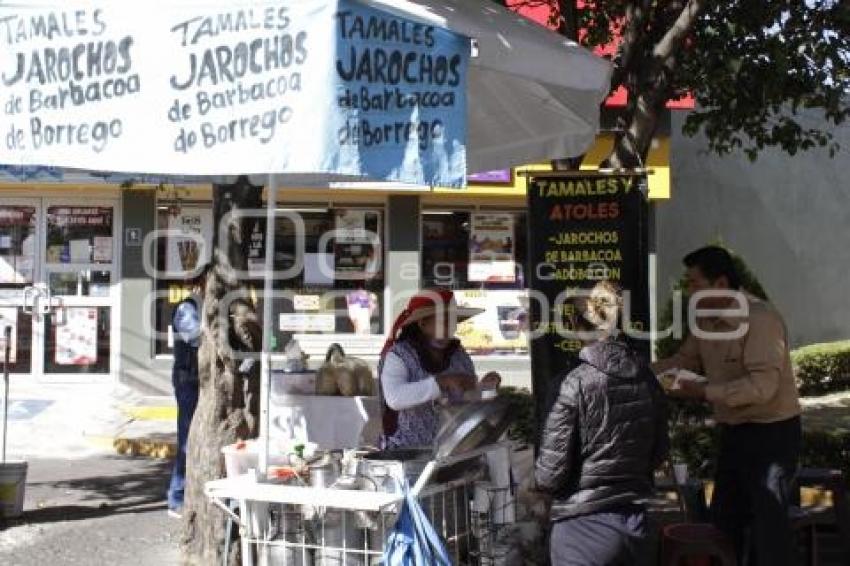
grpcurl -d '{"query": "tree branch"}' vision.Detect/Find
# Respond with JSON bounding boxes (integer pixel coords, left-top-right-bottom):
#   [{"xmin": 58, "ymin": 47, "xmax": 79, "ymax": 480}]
[
  {"xmin": 610, "ymin": 1, "xmax": 652, "ymax": 92},
  {"xmin": 557, "ymin": 0, "xmax": 579, "ymax": 42},
  {"xmin": 653, "ymin": 0, "xmax": 703, "ymax": 65}
]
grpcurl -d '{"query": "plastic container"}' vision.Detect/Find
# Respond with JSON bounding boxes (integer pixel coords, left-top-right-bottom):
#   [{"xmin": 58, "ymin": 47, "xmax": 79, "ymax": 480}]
[
  {"xmin": 0, "ymin": 460, "xmax": 27, "ymax": 519},
  {"xmin": 221, "ymin": 440, "xmax": 259, "ymax": 478},
  {"xmin": 271, "ymin": 370, "xmax": 317, "ymax": 396}
]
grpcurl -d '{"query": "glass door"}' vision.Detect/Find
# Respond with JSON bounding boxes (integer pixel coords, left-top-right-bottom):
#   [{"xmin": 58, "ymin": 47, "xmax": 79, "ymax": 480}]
[
  {"xmin": 0, "ymin": 199, "xmax": 39, "ymax": 375},
  {"xmin": 40, "ymin": 200, "xmax": 119, "ymax": 377}
]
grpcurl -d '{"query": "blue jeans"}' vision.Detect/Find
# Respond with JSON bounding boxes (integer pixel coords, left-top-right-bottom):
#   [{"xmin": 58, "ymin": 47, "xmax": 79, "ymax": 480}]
[
  {"xmin": 550, "ymin": 505, "xmax": 647, "ymax": 566},
  {"xmin": 167, "ymin": 375, "xmax": 199, "ymax": 510}
]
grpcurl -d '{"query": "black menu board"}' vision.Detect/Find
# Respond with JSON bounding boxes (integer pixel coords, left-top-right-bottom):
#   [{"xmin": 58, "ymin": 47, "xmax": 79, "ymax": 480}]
[{"xmin": 526, "ymin": 173, "xmax": 650, "ymax": 444}]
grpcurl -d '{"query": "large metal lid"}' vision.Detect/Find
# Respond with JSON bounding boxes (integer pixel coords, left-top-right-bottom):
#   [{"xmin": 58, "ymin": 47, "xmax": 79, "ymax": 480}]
[{"xmin": 432, "ymin": 398, "xmax": 513, "ymax": 460}]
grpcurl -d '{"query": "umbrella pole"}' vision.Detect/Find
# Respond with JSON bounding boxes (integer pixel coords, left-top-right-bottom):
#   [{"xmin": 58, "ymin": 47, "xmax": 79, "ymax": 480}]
[
  {"xmin": 259, "ymin": 175, "xmax": 277, "ymax": 474},
  {"xmin": 2, "ymin": 325, "xmax": 10, "ymax": 464}
]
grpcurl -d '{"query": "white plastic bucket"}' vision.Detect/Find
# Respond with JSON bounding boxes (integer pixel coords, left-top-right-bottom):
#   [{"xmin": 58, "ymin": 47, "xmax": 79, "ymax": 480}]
[
  {"xmin": 0, "ymin": 461, "xmax": 27, "ymax": 519},
  {"xmin": 221, "ymin": 440, "xmax": 259, "ymax": 478}
]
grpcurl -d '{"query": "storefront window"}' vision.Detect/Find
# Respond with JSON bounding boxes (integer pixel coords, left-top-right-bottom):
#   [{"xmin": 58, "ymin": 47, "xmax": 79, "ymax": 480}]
[
  {"xmin": 266, "ymin": 208, "xmax": 385, "ymax": 351},
  {"xmin": 0, "ymin": 206, "xmax": 36, "ymax": 285},
  {"xmin": 422, "ymin": 211, "xmax": 529, "ymax": 356},
  {"xmin": 154, "ymin": 205, "xmax": 385, "ymax": 355},
  {"xmin": 0, "ymin": 206, "xmax": 36, "ymax": 373},
  {"xmin": 45, "ymin": 206, "xmax": 113, "ymax": 265},
  {"xmin": 154, "ymin": 204, "xmax": 214, "ymax": 355}
]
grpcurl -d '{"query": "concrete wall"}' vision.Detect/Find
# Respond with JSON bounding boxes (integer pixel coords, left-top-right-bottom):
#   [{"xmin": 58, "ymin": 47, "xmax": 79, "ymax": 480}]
[{"xmin": 656, "ymin": 110, "xmax": 850, "ymax": 347}]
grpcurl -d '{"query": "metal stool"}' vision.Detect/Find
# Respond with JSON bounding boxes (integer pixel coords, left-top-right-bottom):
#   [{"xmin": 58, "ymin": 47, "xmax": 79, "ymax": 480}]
[{"xmin": 661, "ymin": 523, "xmax": 737, "ymax": 566}]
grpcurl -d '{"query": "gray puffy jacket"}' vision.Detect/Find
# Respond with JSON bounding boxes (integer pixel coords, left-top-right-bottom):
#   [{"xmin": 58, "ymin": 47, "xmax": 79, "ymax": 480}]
[{"xmin": 534, "ymin": 337, "xmax": 669, "ymax": 521}]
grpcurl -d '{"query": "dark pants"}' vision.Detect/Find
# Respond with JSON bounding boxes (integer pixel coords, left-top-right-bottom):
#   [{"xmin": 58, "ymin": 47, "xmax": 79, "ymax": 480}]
[
  {"xmin": 550, "ymin": 506, "xmax": 647, "ymax": 566},
  {"xmin": 167, "ymin": 375, "xmax": 199, "ymax": 511},
  {"xmin": 711, "ymin": 416, "xmax": 802, "ymax": 566}
]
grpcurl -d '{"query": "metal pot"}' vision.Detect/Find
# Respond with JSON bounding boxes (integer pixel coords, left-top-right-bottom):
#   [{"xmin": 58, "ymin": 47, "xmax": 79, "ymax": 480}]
[
  {"xmin": 309, "ymin": 462, "xmax": 339, "ymax": 489},
  {"xmin": 433, "ymin": 398, "xmax": 512, "ymax": 460},
  {"xmin": 361, "ymin": 448, "xmax": 431, "ymax": 486}
]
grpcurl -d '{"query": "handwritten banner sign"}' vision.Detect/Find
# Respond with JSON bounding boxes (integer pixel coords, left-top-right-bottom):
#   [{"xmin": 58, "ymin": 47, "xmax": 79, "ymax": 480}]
[{"xmin": 0, "ymin": 1, "xmax": 469, "ymax": 186}]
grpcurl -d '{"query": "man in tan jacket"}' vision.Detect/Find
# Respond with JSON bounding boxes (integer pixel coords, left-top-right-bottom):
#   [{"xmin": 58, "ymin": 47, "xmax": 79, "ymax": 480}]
[{"xmin": 654, "ymin": 246, "xmax": 801, "ymax": 566}]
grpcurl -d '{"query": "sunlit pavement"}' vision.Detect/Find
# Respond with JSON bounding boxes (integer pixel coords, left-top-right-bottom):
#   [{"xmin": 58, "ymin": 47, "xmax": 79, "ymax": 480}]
[{"xmin": 2, "ymin": 379, "xmax": 173, "ymax": 461}]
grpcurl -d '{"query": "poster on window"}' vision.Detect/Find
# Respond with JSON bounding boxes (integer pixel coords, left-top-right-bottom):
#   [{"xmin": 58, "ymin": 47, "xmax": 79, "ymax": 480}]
[
  {"xmin": 346, "ymin": 289, "xmax": 378, "ymax": 335},
  {"xmin": 93, "ymin": 236, "xmax": 114, "ymax": 263},
  {"xmin": 46, "ymin": 207, "xmax": 113, "ymax": 264},
  {"xmin": 0, "ymin": 255, "xmax": 33, "ymax": 285},
  {"xmin": 166, "ymin": 207, "xmax": 213, "ymax": 276},
  {"xmin": 335, "ymin": 210, "xmax": 368, "ymax": 243},
  {"xmin": 279, "ymin": 313, "xmax": 336, "ymax": 333},
  {"xmin": 334, "ymin": 211, "xmax": 381, "ymax": 279},
  {"xmin": 246, "ymin": 218, "xmax": 266, "ymax": 278},
  {"xmin": 0, "ymin": 307, "xmax": 18, "ymax": 363},
  {"xmin": 55, "ymin": 307, "xmax": 98, "ymax": 366},
  {"xmin": 0, "ymin": 206, "xmax": 36, "ymax": 284},
  {"xmin": 454, "ymin": 290, "xmax": 528, "ymax": 354},
  {"xmin": 468, "ymin": 213, "xmax": 516, "ymax": 283}
]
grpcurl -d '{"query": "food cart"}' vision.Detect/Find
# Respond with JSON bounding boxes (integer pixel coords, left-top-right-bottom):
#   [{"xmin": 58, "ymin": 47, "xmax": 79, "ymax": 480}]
[{"xmin": 207, "ymin": 397, "xmax": 517, "ymax": 565}]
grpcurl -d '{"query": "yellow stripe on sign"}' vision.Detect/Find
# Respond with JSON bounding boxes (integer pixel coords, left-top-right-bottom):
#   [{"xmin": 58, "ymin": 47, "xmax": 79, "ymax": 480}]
[{"xmin": 431, "ymin": 134, "xmax": 673, "ymax": 200}]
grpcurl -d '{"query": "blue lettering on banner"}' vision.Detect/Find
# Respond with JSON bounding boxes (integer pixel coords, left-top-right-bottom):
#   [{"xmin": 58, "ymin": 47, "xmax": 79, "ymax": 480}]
[
  {"xmin": 0, "ymin": 1, "xmax": 468, "ymax": 188},
  {"xmin": 332, "ymin": 0, "xmax": 468, "ymax": 187}
]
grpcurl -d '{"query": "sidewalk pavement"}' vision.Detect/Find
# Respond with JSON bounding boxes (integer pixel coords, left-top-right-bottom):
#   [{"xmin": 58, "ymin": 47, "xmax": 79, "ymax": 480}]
[
  {"xmin": 2, "ymin": 379, "xmax": 177, "ymax": 461},
  {"xmin": 0, "ymin": 456, "xmax": 179, "ymax": 565},
  {"xmin": 5, "ymin": 376, "xmax": 848, "ymax": 463}
]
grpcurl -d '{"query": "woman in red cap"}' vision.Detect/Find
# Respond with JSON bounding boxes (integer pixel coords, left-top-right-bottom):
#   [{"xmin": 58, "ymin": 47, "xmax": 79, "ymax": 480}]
[{"xmin": 379, "ymin": 288, "xmax": 501, "ymax": 449}]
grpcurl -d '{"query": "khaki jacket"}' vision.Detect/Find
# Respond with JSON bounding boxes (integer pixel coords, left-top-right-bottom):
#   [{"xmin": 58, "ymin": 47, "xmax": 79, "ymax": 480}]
[{"xmin": 654, "ymin": 294, "xmax": 801, "ymax": 425}]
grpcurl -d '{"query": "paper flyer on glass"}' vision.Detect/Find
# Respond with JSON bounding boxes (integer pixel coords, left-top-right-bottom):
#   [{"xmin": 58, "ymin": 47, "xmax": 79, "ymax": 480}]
[{"xmin": 468, "ymin": 213, "xmax": 516, "ymax": 283}]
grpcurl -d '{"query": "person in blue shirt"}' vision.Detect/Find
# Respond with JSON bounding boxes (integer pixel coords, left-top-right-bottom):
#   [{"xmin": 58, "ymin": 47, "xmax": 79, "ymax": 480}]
[{"xmin": 167, "ymin": 264, "xmax": 208, "ymax": 518}]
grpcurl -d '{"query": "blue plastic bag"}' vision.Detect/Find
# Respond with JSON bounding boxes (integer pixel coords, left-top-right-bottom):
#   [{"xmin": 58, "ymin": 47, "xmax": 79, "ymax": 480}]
[{"xmin": 383, "ymin": 483, "xmax": 452, "ymax": 566}]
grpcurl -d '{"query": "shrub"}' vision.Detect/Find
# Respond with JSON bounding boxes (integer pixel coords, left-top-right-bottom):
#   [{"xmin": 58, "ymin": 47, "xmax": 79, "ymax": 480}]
[
  {"xmin": 669, "ymin": 424, "xmax": 850, "ymax": 484},
  {"xmin": 503, "ymin": 388, "xmax": 850, "ymax": 485},
  {"xmin": 801, "ymin": 429, "xmax": 850, "ymax": 483},
  {"xmin": 792, "ymin": 340, "xmax": 850, "ymax": 396},
  {"xmin": 498, "ymin": 386, "xmax": 536, "ymax": 446},
  {"xmin": 669, "ymin": 422, "xmax": 720, "ymax": 477}
]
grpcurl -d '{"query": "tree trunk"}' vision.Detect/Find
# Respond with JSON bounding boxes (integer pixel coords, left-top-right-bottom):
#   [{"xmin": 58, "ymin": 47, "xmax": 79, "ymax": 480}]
[
  {"xmin": 181, "ymin": 177, "xmax": 263, "ymax": 566},
  {"xmin": 607, "ymin": 91, "xmax": 660, "ymax": 170}
]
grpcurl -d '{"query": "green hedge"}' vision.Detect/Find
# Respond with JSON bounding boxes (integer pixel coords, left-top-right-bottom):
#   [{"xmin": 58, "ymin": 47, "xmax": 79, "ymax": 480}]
[
  {"xmin": 792, "ymin": 340, "xmax": 850, "ymax": 396},
  {"xmin": 502, "ymin": 386, "xmax": 850, "ymax": 484},
  {"xmin": 670, "ymin": 423, "xmax": 850, "ymax": 483},
  {"xmin": 499, "ymin": 386, "xmax": 536, "ymax": 446},
  {"xmin": 801, "ymin": 429, "xmax": 850, "ymax": 481}
]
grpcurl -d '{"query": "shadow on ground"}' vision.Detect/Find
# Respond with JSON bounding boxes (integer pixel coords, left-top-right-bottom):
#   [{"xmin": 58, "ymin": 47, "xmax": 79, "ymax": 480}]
[{"xmin": 1, "ymin": 456, "xmax": 173, "ymax": 529}]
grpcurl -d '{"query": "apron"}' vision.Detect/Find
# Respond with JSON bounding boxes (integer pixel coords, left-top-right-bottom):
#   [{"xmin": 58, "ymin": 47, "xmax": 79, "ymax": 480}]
[{"xmin": 379, "ymin": 339, "xmax": 474, "ymax": 449}]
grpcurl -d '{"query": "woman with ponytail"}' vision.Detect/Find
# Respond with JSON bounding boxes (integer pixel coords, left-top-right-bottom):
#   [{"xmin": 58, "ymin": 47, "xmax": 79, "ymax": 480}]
[{"xmin": 535, "ymin": 281, "xmax": 669, "ymax": 566}]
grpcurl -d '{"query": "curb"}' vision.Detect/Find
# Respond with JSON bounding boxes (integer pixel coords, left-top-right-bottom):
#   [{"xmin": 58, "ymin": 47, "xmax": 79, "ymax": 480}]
[
  {"xmin": 113, "ymin": 436, "xmax": 177, "ymax": 460},
  {"xmin": 96, "ymin": 403, "xmax": 178, "ymax": 459},
  {"xmin": 87, "ymin": 433, "xmax": 177, "ymax": 460},
  {"xmin": 122, "ymin": 405, "xmax": 177, "ymax": 422}
]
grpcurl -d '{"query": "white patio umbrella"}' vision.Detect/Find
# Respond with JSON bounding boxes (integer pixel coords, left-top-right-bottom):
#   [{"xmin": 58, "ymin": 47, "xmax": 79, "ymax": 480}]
[
  {"xmin": 1, "ymin": 0, "xmax": 610, "ymax": 185},
  {"xmin": 247, "ymin": 2, "xmax": 610, "ymax": 472},
  {"xmin": 367, "ymin": 0, "xmax": 611, "ymax": 173},
  {"xmin": 252, "ymin": 0, "xmax": 611, "ymax": 463}
]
